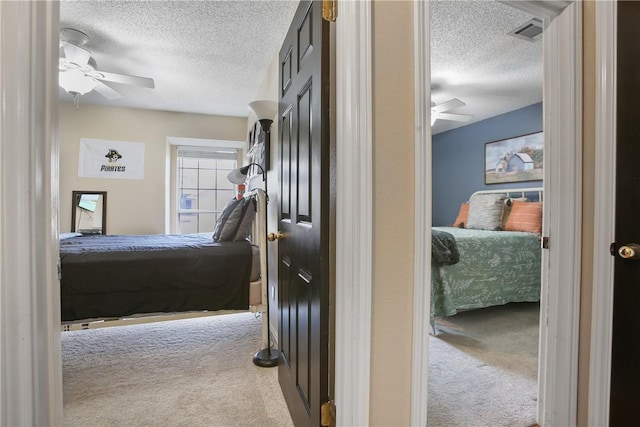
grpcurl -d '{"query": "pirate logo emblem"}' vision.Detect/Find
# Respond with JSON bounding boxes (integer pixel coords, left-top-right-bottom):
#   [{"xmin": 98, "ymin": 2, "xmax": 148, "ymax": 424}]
[{"xmin": 105, "ymin": 149, "xmax": 123, "ymax": 163}]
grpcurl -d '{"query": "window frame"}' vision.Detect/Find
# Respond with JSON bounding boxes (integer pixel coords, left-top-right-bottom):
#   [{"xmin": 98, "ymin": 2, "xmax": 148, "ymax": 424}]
[
  {"xmin": 176, "ymin": 147, "xmax": 237, "ymax": 234},
  {"xmin": 166, "ymin": 137, "xmax": 246, "ymax": 234}
]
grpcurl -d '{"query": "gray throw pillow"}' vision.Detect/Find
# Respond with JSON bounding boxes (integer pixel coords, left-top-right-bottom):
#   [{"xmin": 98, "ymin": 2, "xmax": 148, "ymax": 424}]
[
  {"xmin": 212, "ymin": 198, "xmax": 256, "ymax": 242},
  {"xmin": 233, "ymin": 198, "xmax": 256, "ymax": 241},
  {"xmin": 466, "ymin": 193, "xmax": 507, "ymax": 230}
]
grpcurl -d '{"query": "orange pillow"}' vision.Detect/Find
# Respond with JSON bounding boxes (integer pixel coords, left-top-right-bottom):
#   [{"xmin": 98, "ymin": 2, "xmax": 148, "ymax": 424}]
[
  {"xmin": 504, "ymin": 201, "xmax": 542, "ymax": 234},
  {"xmin": 452, "ymin": 202, "xmax": 469, "ymax": 228},
  {"xmin": 501, "ymin": 197, "xmax": 528, "ymax": 228}
]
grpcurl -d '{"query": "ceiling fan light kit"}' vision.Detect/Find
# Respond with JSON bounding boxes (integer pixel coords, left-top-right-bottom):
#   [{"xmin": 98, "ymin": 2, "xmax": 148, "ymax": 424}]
[
  {"xmin": 59, "ymin": 68, "xmax": 97, "ymax": 97},
  {"xmin": 58, "ymin": 28, "xmax": 155, "ymax": 108}
]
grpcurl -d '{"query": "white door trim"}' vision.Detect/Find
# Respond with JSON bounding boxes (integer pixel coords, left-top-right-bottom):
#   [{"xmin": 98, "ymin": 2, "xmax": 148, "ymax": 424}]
[
  {"xmin": 411, "ymin": 1, "xmax": 582, "ymax": 425},
  {"xmin": 411, "ymin": 1, "xmax": 431, "ymax": 424},
  {"xmin": 0, "ymin": 1, "xmax": 62, "ymax": 425},
  {"xmin": 589, "ymin": 1, "xmax": 617, "ymax": 424},
  {"xmin": 334, "ymin": 1, "xmax": 373, "ymax": 425},
  {"xmin": 537, "ymin": 4, "xmax": 582, "ymax": 425}
]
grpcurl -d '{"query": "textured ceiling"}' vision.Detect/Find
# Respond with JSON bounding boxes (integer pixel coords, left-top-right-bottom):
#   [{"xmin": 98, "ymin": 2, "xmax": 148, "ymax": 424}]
[
  {"xmin": 59, "ymin": 0, "xmax": 298, "ymax": 117},
  {"xmin": 431, "ymin": 0, "xmax": 542, "ymax": 134},
  {"xmin": 59, "ymin": 1, "xmax": 542, "ymax": 128}
]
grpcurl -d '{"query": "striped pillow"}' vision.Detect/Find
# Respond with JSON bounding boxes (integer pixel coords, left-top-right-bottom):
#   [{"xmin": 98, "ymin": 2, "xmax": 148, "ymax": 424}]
[
  {"xmin": 501, "ymin": 197, "xmax": 528, "ymax": 228},
  {"xmin": 504, "ymin": 201, "xmax": 542, "ymax": 234},
  {"xmin": 466, "ymin": 193, "xmax": 507, "ymax": 230}
]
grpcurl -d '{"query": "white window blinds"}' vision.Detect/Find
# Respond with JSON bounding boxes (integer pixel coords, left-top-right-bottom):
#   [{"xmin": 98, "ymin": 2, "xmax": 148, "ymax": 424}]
[{"xmin": 177, "ymin": 147, "xmax": 238, "ymax": 161}]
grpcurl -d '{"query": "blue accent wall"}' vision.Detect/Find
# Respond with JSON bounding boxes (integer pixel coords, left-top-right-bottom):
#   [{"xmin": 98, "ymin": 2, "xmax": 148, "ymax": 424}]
[{"xmin": 432, "ymin": 102, "xmax": 543, "ymax": 226}]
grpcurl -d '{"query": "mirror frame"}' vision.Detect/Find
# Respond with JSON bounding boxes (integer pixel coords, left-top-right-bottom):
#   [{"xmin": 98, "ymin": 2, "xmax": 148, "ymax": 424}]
[{"xmin": 71, "ymin": 191, "xmax": 107, "ymax": 235}]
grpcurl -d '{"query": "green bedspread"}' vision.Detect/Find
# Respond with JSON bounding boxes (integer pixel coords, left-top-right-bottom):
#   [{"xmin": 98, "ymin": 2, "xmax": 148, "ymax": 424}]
[{"xmin": 430, "ymin": 226, "xmax": 541, "ymax": 321}]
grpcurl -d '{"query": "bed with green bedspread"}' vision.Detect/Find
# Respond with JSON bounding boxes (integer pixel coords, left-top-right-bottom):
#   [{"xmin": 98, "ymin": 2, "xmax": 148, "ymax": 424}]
[{"xmin": 430, "ymin": 226, "xmax": 541, "ymax": 322}]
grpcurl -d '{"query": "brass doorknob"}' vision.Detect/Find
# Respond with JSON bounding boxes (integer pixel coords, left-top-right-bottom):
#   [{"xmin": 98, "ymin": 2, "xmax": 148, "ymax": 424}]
[
  {"xmin": 618, "ymin": 243, "xmax": 640, "ymax": 260},
  {"xmin": 268, "ymin": 232, "xmax": 283, "ymax": 242}
]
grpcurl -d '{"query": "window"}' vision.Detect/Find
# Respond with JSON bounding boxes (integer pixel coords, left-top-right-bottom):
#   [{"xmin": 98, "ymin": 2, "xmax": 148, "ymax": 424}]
[{"xmin": 176, "ymin": 147, "xmax": 237, "ymax": 234}]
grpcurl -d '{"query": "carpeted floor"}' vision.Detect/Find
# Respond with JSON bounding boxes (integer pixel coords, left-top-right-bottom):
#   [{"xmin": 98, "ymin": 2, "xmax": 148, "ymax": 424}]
[
  {"xmin": 63, "ymin": 304, "xmax": 539, "ymax": 427},
  {"xmin": 62, "ymin": 312, "xmax": 293, "ymax": 427},
  {"xmin": 428, "ymin": 302, "xmax": 540, "ymax": 427}
]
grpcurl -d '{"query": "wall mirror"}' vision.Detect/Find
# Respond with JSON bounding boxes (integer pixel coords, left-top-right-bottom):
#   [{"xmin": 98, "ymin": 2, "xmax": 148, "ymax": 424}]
[{"xmin": 71, "ymin": 191, "xmax": 107, "ymax": 235}]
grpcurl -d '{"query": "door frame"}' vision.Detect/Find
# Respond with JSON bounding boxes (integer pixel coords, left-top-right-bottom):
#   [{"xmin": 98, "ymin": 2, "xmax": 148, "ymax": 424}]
[
  {"xmin": 334, "ymin": 1, "xmax": 373, "ymax": 425},
  {"xmin": 410, "ymin": 1, "xmax": 582, "ymax": 425},
  {"xmin": 588, "ymin": 1, "xmax": 617, "ymax": 425},
  {"xmin": 0, "ymin": 1, "xmax": 63, "ymax": 425}
]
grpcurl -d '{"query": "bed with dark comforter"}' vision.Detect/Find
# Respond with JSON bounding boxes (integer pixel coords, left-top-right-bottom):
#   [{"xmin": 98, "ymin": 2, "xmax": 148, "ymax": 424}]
[{"xmin": 60, "ymin": 233, "xmax": 253, "ymax": 322}]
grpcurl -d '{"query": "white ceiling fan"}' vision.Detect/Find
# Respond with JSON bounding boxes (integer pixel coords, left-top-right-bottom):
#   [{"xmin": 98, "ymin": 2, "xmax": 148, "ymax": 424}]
[
  {"xmin": 59, "ymin": 28, "xmax": 155, "ymax": 107},
  {"xmin": 431, "ymin": 98, "xmax": 473, "ymax": 126}
]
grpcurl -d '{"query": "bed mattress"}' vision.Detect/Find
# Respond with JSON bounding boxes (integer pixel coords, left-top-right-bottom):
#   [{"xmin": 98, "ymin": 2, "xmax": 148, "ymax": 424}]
[
  {"xmin": 430, "ymin": 226, "xmax": 541, "ymax": 319},
  {"xmin": 60, "ymin": 234, "xmax": 254, "ymax": 321}
]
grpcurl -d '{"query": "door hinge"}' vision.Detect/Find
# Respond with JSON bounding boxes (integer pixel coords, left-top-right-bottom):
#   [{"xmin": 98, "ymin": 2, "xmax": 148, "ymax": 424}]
[
  {"xmin": 323, "ymin": 0, "xmax": 337, "ymax": 22},
  {"xmin": 542, "ymin": 236, "xmax": 549, "ymax": 249},
  {"xmin": 321, "ymin": 400, "xmax": 336, "ymax": 427}
]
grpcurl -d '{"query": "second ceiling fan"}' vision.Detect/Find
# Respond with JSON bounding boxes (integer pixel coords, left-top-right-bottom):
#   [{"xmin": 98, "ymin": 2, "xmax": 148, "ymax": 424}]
[{"xmin": 431, "ymin": 98, "xmax": 473, "ymax": 126}]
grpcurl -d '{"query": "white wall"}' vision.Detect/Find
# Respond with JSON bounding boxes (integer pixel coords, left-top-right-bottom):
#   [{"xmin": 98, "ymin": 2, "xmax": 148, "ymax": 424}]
[{"xmin": 59, "ymin": 102, "xmax": 247, "ymax": 234}]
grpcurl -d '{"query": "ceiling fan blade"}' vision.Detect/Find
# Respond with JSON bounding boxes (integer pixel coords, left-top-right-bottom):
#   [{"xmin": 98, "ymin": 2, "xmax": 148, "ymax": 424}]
[
  {"xmin": 93, "ymin": 80, "xmax": 122, "ymax": 100},
  {"xmin": 97, "ymin": 71, "xmax": 155, "ymax": 89},
  {"xmin": 437, "ymin": 112, "xmax": 473, "ymax": 122},
  {"xmin": 432, "ymin": 98, "xmax": 465, "ymax": 113},
  {"xmin": 61, "ymin": 42, "xmax": 91, "ymax": 67}
]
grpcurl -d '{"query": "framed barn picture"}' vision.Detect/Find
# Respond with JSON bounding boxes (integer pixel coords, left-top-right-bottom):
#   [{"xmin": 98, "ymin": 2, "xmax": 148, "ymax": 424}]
[{"xmin": 484, "ymin": 131, "xmax": 543, "ymax": 184}]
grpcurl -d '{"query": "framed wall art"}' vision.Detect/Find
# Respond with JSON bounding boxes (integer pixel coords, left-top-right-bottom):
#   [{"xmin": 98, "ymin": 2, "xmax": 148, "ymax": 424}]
[
  {"xmin": 484, "ymin": 131, "xmax": 543, "ymax": 184},
  {"xmin": 246, "ymin": 121, "xmax": 266, "ymax": 175}
]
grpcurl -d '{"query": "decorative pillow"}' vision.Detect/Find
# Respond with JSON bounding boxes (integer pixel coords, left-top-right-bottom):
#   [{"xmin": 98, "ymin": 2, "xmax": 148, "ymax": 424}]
[
  {"xmin": 504, "ymin": 201, "xmax": 542, "ymax": 234},
  {"xmin": 212, "ymin": 197, "xmax": 256, "ymax": 242},
  {"xmin": 452, "ymin": 202, "xmax": 469, "ymax": 228},
  {"xmin": 466, "ymin": 193, "xmax": 507, "ymax": 230},
  {"xmin": 233, "ymin": 198, "xmax": 256, "ymax": 240},
  {"xmin": 501, "ymin": 197, "xmax": 528, "ymax": 228}
]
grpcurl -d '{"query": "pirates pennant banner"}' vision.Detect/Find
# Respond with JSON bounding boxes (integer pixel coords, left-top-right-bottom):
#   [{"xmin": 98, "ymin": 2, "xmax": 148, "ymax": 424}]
[{"xmin": 78, "ymin": 138, "xmax": 145, "ymax": 179}]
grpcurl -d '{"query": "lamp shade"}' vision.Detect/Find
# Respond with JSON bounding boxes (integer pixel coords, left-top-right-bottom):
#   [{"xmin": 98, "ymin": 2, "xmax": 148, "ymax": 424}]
[
  {"xmin": 248, "ymin": 100, "xmax": 278, "ymax": 121},
  {"xmin": 227, "ymin": 165, "xmax": 252, "ymax": 184},
  {"xmin": 226, "ymin": 163, "xmax": 265, "ymax": 184}
]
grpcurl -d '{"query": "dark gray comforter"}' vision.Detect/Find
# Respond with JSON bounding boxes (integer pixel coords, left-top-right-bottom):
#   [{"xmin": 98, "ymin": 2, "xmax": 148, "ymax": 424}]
[
  {"xmin": 432, "ymin": 229, "xmax": 460, "ymax": 266},
  {"xmin": 60, "ymin": 234, "xmax": 253, "ymax": 321}
]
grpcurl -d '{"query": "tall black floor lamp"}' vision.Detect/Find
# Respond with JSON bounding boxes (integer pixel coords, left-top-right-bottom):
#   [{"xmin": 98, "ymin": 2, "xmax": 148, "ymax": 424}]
[{"xmin": 227, "ymin": 100, "xmax": 278, "ymax": 368}]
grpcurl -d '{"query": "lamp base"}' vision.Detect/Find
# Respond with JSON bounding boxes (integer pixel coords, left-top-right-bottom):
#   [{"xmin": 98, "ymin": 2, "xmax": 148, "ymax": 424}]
[{"xmin": 253, "ymin": 348, "xmax": 279, "ymax": 367}]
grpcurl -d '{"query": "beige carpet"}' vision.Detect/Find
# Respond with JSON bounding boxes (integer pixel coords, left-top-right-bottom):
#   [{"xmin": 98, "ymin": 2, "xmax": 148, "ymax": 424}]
[
  {"xmin": 428, "ymin": 302, "xmax": 539, "ymax": 427},
  {"xmin": 62, "ymin": 312, "xmax": 293, "ymax": 427}
]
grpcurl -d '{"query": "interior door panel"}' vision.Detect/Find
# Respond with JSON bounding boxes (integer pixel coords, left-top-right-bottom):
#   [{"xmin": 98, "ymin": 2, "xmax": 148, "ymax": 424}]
[
  {"xmin": 277, "ymin": 1, "xmax": 331, "ymax": 425},
  {"xmin": 610, "ymin": 1, "xmax": 640, "ymax": 423}
]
